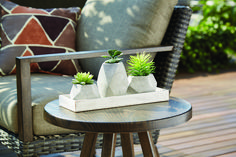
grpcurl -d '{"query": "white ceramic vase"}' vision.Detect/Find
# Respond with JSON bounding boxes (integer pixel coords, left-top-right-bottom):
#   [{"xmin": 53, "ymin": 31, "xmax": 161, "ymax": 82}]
[
  {"xmin": 97, "ymin": 62, "xmax": 128, "ymax": 97},
  {"xmin": 127, "ymin": 74, "xmax": 157, "ymax": 94},
  {"xmin": 70, "ymin": 84, "xmax": 100, "ymax": 100}
]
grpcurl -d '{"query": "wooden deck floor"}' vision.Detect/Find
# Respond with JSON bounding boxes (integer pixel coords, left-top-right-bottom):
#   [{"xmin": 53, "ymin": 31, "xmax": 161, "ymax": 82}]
[
  {"xmin": 158, "ymin": 70, "xmax": 236, "ymax": 157},
  {"xmin": 42, "ymin": 70, "xmax": 236, "ymax": 157}
]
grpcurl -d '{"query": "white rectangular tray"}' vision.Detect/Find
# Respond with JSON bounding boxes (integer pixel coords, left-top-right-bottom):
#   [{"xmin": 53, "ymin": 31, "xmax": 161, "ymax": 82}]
[{"xmin": 59, "ymin": 87, "xmax": 169, "ymax": 112}]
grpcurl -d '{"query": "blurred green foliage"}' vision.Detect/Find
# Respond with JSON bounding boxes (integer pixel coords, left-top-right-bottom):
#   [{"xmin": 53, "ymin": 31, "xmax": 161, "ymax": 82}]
[{"xmin": 179, "ymin": 0, "xmax": 236, "ymax": 73}]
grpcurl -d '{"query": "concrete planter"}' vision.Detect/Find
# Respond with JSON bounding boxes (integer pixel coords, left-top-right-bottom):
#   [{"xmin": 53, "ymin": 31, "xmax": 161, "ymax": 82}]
[
  {"xmin": 70, "ymin": 84, "xmax": 100, "ymax": 100},
  {"xmin": 97, "ymin": 62, "xmax": 128, "ymax": 97},
  {"xmin": 127, "ymin": 74, "xmax": 157, "ymax": 94}
]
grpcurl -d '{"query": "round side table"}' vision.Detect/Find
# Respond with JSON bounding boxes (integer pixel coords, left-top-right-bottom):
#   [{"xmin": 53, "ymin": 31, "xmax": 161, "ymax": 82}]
[{"xmin": 44, "ymin": 97, "xmax": 192, "ymax": 157}]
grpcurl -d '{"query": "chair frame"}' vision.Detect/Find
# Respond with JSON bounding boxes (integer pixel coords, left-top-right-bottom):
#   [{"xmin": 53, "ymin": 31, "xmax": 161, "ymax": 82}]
[{"xmin": 0, "ymin": 6, "xmax": 192, "ymax": 156}]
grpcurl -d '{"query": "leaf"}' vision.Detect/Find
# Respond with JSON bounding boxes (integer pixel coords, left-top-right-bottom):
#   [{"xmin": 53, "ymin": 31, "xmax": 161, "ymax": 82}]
[
  {"xmin": 102, "ymin": 55, "xmax": 110, "ymax": 58},
  {"xmin": 72, "ymin": 72, "xmax": 94, "ymax": 85},
  {"xmin": 105, "ymin": 50, "xmax": 123, "ymax": 63},
  {"xmin": 114, "ymin": 50, "xmax": 122, "ymax": 57},
  {"xmin": 108, "ymin": 50, "xmax": 116, "ymax": 57},
  {"xmin": 127, "ymin": 52, "xmax": 155, "ymax": 76},
  {"xmin": 105, "ymin": 58, "xmax": 123, "ymax": 63}
]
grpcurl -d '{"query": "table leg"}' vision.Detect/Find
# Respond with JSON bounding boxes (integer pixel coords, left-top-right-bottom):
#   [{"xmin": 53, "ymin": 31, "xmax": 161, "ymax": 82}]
[
  {"xmin": 101, "ymin": 133, "xmax": 117, "ymax": 157},
  {"xmin": 80, "ymin": 132, "xmax": 98, "ymax": 157},
  {"xmin": 138, "ymin": 131, "xmax": 160, "ymax": 157},
  {"xmin": 120, "ymin": 133, "xmax": 135, "ymax": 157}
]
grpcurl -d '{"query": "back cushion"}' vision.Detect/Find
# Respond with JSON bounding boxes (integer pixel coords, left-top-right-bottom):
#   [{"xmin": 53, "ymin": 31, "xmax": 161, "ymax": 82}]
[
  {"xmin": 76, "ymin": 0, "xmax": 178, "ymax": 78},
  {"xmin": 9, "ymin": 0, "xmax": 87, "ymax": 9},
  {"xmin": 0, "ymin": 0, "xmax": 82, "ymax": 76}
]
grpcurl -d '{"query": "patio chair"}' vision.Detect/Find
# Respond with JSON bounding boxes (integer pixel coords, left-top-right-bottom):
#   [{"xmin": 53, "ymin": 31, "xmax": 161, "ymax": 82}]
[{"xmin": 0, "ymin": 0, "xmax": 192, "ymax": 156}]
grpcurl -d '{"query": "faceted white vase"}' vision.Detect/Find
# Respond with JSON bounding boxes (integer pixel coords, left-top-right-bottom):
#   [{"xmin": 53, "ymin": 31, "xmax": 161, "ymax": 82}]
[
  {"xmin": 70, "ymin": 84, "xmax": 100, "ymax": 100},
  {"xmin": 97, "ymin": 62, "xmax": 128, "ymax": 97},
  {"xmin": 127, "ymin": 74, "xmax": 157, "ymax": 94}
]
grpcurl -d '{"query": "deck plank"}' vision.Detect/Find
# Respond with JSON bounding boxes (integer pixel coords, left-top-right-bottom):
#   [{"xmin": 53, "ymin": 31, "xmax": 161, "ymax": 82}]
[{"xmin": 158, "ymin": 71, "xmax": 236, "ymax": 157}]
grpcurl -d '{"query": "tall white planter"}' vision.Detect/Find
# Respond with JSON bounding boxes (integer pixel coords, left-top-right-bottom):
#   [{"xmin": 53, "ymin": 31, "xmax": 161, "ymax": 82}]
[
  {"xmin": 97, "ymin": 62, "xmax": 128, "ymax": 97},
  {"xmin": 127, "ymin": 74, "xmax": 157, "ymax": 94},
  {"xmin": 70, "ymin": 84, "xmax": 100, "ymax": 100}
]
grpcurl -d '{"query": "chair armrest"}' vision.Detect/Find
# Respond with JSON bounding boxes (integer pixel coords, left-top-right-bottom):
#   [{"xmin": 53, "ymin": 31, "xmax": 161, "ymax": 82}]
[{"xmin": 16, "ymin": 46, "xmax": 173, "ymax": 142}]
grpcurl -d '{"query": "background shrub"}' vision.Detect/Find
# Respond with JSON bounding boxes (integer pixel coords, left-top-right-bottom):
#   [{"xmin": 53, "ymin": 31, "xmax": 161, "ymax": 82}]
[{"xmin": 178, "ymin": 0, "xmax": 236, "ymax": 73}]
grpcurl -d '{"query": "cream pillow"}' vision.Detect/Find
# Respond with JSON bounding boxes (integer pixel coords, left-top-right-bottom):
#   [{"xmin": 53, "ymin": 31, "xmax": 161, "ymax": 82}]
[{"xmin": 76, "ymin": 0, "xmax": 178, "ymax": 78}]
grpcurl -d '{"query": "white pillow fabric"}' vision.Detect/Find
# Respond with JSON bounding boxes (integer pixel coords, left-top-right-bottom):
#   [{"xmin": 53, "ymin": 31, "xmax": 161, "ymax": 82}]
[{"xmin": 76, "ymin": 0, "xmax": 178, "ymax": 78}]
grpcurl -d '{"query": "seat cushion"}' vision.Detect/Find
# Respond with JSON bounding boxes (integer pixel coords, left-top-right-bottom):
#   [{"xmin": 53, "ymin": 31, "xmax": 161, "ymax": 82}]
[
  {"xmin": 0, "ymin": 0, "xmax": 81, "ymax": 76},
  {"xmin": 0, "ymin": 74, "xmax": 80, "ymax": 135},
  {"xmin": 76, "ymin": 0, "xmax": 178, "ymax": 78}
]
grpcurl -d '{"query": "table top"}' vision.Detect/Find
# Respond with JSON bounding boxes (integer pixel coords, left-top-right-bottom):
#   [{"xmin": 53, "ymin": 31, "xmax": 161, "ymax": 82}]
[{"xmin": 44, "ymin": 97, "xmax": 192, "ymax": 133}]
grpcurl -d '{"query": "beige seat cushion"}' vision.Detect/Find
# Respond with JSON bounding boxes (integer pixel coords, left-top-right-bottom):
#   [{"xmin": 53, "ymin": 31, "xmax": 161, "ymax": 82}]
[
  {"xmin": 0, "ymin": 74, "xmax": 79, "ymax": 135},
  {"xmin": 76, "ymin": 0, "xmax": 178, "ymax": 78}
]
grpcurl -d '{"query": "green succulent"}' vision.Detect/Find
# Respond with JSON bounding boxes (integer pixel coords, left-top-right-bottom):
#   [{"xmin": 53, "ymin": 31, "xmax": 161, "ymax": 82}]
[
  {"xmin": 127, "ymin": 52, "xmax": 155, "ymax": 76},
  {"xmin": 72, "ymin": 72, "xmax": 94, "ymax": 85},
  {"xmin": 102, "ymin": 49, "xmax": 123, "ymax": 63}
]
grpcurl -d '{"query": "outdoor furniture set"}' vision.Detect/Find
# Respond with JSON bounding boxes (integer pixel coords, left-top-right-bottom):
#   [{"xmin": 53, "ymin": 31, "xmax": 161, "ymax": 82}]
[{"xmin": 0, "ymin": 0, "xmax": 192, "ymax": 156}]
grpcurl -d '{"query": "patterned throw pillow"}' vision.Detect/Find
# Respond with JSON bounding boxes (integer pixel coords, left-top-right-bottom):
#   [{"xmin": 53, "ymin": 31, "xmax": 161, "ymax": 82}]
[{"xmin": 0, "ymin": 0, "xmax": 81, "ymax": 76}]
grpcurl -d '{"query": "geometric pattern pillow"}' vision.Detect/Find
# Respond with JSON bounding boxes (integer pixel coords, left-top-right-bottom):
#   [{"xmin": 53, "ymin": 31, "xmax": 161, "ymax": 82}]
[{"xmin": 0, "ymin": 0, "xmax": 81, "ymax": 75}]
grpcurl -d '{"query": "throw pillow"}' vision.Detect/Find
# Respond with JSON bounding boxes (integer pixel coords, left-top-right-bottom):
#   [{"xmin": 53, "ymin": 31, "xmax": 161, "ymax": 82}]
[
  {"xmin": 76, "ymin": 0, "xmax": 178, "ymax": 78},
  {"xmin": 0, "ymin": 0, "xmax": 81, "ymax": 76}
]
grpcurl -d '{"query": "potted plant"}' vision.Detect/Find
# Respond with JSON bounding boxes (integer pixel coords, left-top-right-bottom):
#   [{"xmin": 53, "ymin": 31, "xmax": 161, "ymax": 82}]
[
  {"xmin": 127, "ymin": 52, "xmax": 157, "ymax": 94},
  {"xmin": 70, "ymin": 72, "xmax": 100, "ymax": 100},
  {"xmin": 97, "ymin": 49, "xmax": 129, "ymax": 97}
]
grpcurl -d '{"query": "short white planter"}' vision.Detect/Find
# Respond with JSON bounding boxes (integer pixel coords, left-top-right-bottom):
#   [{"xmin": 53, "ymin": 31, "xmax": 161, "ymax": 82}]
[
  {"xmin": 127, "ymin": 74, "xmax": 157, "ymax": 94},
  {"xmin": 70, "ymin": 84, "xmax": 100, "ymax": 100},
  {"xmin": 97, "ymin": 62, "xmax": 128, "ymax": 97}
]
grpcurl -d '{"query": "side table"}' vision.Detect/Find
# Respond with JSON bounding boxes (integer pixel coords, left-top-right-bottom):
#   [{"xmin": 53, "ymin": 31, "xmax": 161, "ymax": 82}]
[{"xmin": 44, "ymin": 97, "xmax": 192, "ymax": 157}]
